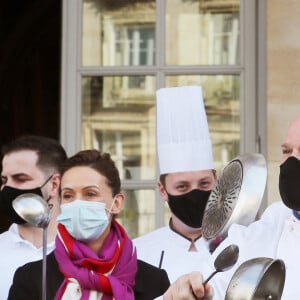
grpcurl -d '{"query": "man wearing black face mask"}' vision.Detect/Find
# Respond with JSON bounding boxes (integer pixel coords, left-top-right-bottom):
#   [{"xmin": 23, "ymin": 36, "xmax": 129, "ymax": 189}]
[
  {"xmin": 134, "ymin": 86, "xmax": 217, "ymax": 284},
  {"xmin": 0, "ymin": 135, "xmax": 67, "ymax": 300},
  {"xmin": 162, "ymin": 114, "xmax": 300, "ymax": 300}
]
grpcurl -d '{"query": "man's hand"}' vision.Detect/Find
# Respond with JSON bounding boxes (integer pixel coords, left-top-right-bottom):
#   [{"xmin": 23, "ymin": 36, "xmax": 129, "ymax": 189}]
[{"xmin": 163, "ymin": 272, "xmax": 213, "ymax": 300}]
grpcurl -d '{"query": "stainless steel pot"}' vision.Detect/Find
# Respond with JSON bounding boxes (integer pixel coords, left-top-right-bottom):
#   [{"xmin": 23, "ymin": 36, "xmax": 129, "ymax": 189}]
[
  {"xmin": 225, "ymin": 257, "xmax": 286, "ymax": 300},
  {"xmin": 202, "ymin": 153, "xmax": 267, "ymax": 247}
]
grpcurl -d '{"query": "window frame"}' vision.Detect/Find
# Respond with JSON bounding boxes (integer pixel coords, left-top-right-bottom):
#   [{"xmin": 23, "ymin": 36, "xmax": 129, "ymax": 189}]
[{"xmin": 60, "ymin": 0, "xmax": 266, "ymax": 228}]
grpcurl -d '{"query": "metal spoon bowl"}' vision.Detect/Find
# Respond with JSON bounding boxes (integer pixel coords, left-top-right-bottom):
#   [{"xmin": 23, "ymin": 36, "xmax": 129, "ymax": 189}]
[
  {"xmin": 204, "ymin": 244, "xmax": 239, "ymax": 284},
  {"xmin": 12, "ymin": 193, "xmax": 50, "ymax": 300},
  {"xmin": 12, "ymin": 193, "xmax": 50, "ymax": 228}
]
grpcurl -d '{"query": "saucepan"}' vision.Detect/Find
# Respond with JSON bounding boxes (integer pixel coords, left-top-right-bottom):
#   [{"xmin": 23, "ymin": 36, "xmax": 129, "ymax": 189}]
[
  {"xmin": 202, "ymin": 153, "xmax": 267, "ymax": 250},
  {"xmin": 225, "ymin": 257, "xmax": 286, "ymax": 300}
]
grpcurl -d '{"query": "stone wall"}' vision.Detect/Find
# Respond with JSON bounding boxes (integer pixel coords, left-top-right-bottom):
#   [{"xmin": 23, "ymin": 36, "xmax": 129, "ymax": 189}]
[{"xmin": 267, "ymin": 0, "xmax": 300, "ymax": 204}]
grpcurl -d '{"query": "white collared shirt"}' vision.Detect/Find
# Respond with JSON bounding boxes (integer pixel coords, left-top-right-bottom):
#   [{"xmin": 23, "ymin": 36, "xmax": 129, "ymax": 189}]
[{"xmin": 0, "ymin": 223, "xmax": 55, "ymax": 300}]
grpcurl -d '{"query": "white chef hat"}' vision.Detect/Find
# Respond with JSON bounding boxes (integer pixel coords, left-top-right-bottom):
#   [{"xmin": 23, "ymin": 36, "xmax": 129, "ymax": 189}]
[{"xmin": 156, "ymin": 86, "xmax": 214, "ymax": 175}]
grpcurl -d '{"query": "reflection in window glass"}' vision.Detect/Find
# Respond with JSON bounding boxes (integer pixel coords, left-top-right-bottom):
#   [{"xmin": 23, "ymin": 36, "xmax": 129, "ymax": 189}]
[
  {"xmin": 81, "ymin": 76, "xmax": 156, "ymax": 180},
  {"xmin": 166, "ymin": 0, "xmax": 240, "ymax": 65},
  {"xmin": 79, "ymin": 0, "xmax": 243, "ymax": 233},
  {"xmin": 117, "ymin": 189, "xmax": 156, "ymax": 238},
  {"xmin": 166, "ymin": 75, "xmax": 240, "ymax": 173},
  {"xmin": 115, "ymin": 25, "xmax": 155, "ymax": 66},
  {"xmin": 82, "ymin": 0, "xmax": 156, "ymax": 66}
]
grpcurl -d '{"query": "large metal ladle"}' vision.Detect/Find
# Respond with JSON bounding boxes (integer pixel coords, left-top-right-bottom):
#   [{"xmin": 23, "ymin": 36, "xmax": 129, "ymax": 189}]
[
  {"xmin": 204, "ymin": 244, "xmax": 239, "ymax": 284},
  {"xmin": 13, "ymin": 193, "xmax": 50, "ymax": 300}
]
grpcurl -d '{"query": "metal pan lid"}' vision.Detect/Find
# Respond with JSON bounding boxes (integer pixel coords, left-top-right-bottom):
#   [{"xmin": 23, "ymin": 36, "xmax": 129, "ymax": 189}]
[{"xmin": 202, "ymin": 153, "xmax": 267, "ymax": 247}]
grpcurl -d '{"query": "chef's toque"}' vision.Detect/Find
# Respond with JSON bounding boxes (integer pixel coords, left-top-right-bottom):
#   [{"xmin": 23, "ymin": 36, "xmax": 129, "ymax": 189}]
[{"xmin": 156, "ymin": 86, "xmax": 213, "ymax": 175}]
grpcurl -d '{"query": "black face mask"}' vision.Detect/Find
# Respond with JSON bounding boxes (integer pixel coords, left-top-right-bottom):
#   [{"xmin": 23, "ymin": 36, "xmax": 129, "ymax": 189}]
[
  {"xmin": 279, "ymin": 156, "xmax": 300, "ymax": 210},
  {"xmin": 167, "ymin": 189, "xmax": 211, "ymax": 228},
  {"xmin": 0, "ymin": 176, "xmax": 51, "ymax": 224}
]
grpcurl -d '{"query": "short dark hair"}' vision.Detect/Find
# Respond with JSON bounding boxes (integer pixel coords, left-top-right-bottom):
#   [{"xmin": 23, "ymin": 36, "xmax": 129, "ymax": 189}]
[
  {"xmin": 60, "ymin": 149, "xmax": 121, "ymax": 196},
  {"xmin": 159, "ymin": 174, "xmax": 168, "ymax": 187},
  {"xmin": 1, "ymin": 135, "xmax": 67, "ymax": 176}
]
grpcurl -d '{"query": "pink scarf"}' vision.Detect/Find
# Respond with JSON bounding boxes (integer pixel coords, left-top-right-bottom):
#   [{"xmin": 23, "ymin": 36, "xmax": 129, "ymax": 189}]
[{"xmin": 54, "ymin": 220, "xmax": 137, "ymax": 300}]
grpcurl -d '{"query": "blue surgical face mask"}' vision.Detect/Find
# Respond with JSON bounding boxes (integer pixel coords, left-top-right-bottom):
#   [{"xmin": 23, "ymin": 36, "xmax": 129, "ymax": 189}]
[{"xmin": 57, "ymin": 199, "xmax": 114, "ymax": 243}]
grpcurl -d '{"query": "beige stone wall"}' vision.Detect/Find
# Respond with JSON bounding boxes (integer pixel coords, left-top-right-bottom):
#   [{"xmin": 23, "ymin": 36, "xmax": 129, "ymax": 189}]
[{"xmin": 267, "ymin": 0, "xmax": 300, "ymax": 204}]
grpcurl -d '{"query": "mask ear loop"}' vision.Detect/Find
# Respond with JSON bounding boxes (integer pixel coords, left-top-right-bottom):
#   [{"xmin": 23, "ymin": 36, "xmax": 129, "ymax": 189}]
[
  {"xmin": 105, "ymin": 195, "xmax": 118, "ymax": 215},
  {"xmin": 40, "ymin": 174, "xmax": 54, "ymax": 209},
  {"xmin": 40, "ymin": 174, "xmax": 53, "ymax": 188}
]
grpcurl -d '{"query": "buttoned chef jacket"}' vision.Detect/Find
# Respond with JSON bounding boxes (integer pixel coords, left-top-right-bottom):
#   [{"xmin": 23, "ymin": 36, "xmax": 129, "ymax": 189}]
[
  {"xmin": 209, "ymin": 201, "xmax": 297, "ymax": 300},
  {"xmin": 134, "ymin": 225, "xmax": 212, "ymax": 283}
]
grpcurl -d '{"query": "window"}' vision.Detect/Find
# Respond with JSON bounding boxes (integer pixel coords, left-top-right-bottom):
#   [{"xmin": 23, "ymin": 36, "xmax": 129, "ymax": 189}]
[
  {"xmin": 115, "ymin": 25, "xmax": 155, "ymax": 66},
  {"xmin": 61, "ymin": 0, "xmax": 261, "ymax": 238}
]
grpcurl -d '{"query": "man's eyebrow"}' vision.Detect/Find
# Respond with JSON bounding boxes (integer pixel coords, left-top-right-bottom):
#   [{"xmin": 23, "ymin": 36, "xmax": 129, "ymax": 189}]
[
  {"xmin": 11, "ymin": 173, "xmax": 26, "ymax": 176},
  {"xmin": 11, "ymin": 173, "xmax": 33, "ymax": 179},
  {"xmin": 199, "ymin": 176, "xmax": 214, "ymax": 180},
  {"xmin": 174, "ymin": 180, "xmax": 189, "ymax": 184},
  {"xmin": 280, "ymin": 143, "xmax": 290, "ymax": 149}
]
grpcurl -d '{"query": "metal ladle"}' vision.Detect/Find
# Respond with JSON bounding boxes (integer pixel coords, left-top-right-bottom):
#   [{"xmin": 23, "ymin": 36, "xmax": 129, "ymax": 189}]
[
  {"xmin": 13, "ymin": 193, "xmax": 50, "ymax": 300},
  {"xmin": 204, "ymin": 244, "xmax": 239, "ymax": 284}
]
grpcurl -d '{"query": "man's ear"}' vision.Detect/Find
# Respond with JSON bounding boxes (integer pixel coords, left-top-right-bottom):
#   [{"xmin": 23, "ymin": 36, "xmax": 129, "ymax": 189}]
[
  {"xmin": 49, "ymin": 173, "xmax": 61, "ymax": 198},
  {"xmin": 111, "ymin": 193, "xmax": 125, "ymax": 214},
  {"xmin": 158, "ymin": 181, "xmax": 168, "ymax": 202}
]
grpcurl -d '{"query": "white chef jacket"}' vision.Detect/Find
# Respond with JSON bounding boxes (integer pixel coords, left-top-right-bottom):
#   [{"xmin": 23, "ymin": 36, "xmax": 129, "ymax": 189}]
[
  {"xmin": 133, "ymin": 225, "xmax": 212, "ymax": 283},
  {"xmin": 209, "ymin": 201, "xmax": 297, "ymax": 300},
  {"xmin": 0, "ymin": 223, "xmax": 55, "ymax": 300}
]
